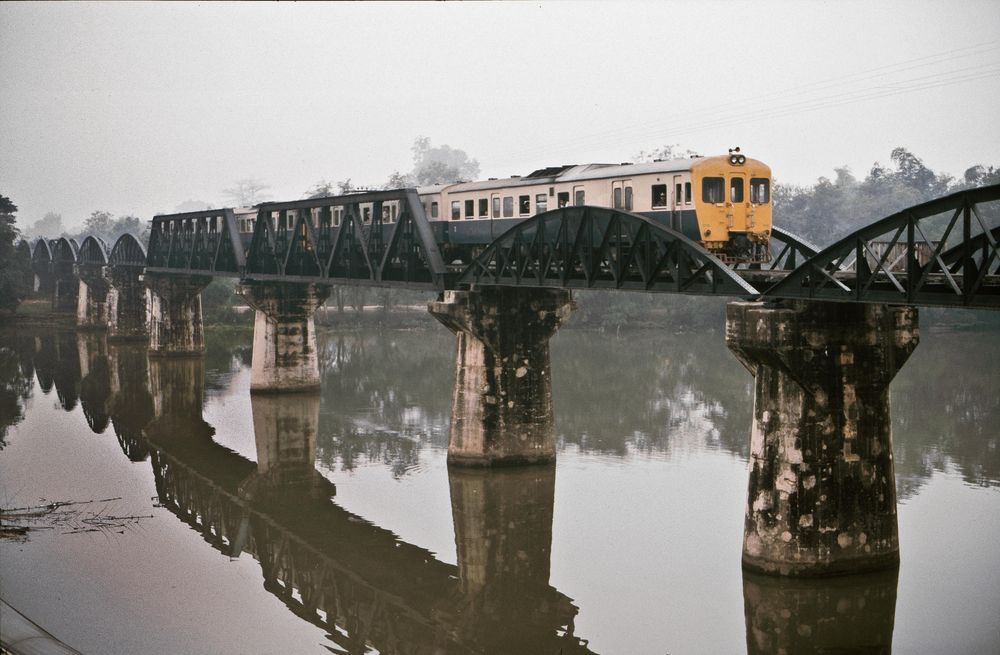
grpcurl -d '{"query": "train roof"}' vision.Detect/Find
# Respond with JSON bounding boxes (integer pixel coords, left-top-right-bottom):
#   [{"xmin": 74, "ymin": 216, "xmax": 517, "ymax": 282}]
[{"xmin": 417, "ymin": 157, "xmax": 704, "ymax": 195}]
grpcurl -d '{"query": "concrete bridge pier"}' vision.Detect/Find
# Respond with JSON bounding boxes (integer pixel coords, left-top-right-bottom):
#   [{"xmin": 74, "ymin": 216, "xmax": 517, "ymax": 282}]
[
  {"xmin": 144, "ymin": 273, "xmax": 211, "ymax": 357},
  {"xmin": 429, "ymin": 287, "xmax": 574, "ymax": 467},
  {"xmin": 105, "ymin": 268, "xmax": 148, "ymax": 340},
  {"xmin": 237, "ymin": 281, "xmax": 331, "ymax": 393},
  {"xmin": 726, "ymin": 300, "xmax": 919, "ymax": 577},
  {"xmin": 52, "ymin": 275, "xmax": 78, "ymax": 313},
  {"xmin": 76, "ymin": 276, "xmax": 110, "ymax": 330}
]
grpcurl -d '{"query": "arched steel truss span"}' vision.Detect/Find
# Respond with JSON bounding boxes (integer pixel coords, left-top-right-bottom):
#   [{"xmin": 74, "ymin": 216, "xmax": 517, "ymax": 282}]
[
  {"xmin": 108, "ymin": 233, "xmax": 148, "ymax": 269},
  {"xmin": 77, "ymin": 236, "xmax": 109, "ymax": 280},
  {"xmin": 458, "ymin": 206, "xmax": 759, "ymax": 297},
  {"xmin": 760, "ymin": 184, "xmax": 1000, "ymax": 309},
  {"xmin": 145, "ymin": 190, "xmax": 449, "ymax": 291}
]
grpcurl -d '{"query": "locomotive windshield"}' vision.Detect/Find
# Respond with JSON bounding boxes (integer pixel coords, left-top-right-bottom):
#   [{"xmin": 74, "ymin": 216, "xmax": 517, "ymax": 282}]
[
  {"xmin": 750, "ymin": 178, "xmax": 770, "ymax": 204},
  {"xmin": 703, "ymin": 177, "xmax": 725, "ymax": 203}
]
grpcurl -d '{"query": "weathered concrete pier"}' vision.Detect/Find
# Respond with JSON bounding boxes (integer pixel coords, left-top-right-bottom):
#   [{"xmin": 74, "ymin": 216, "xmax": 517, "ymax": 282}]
[
  {"xmin": 429, "ymin": 287, "xmax": 574, "ymax": 467},
  {"xmin": 144, "ymin": 273, "xmax": 211, "ymax": 357},
  {"xmin": 726, "ymin": 300, "xmax": 918, "ymax": 576},
  {"xmin": 238, "ymin": 281, "xmax": 330, "ymax": 393}
]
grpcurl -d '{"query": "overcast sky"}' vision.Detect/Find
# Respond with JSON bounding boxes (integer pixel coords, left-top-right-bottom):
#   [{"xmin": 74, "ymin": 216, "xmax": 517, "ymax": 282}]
[{"xmin": 2, "ymin": 1, "xmax": 998, "ymax": 231}]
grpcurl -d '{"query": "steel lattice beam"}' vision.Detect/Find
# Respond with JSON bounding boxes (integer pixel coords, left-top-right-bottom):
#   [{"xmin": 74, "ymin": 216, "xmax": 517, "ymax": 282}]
[
  {"xmin": 760, "ymin": 184, "xmax": 1000, "ymax": 309},
  {"xmin": 459, "ymin": 206, "xmax": 759, "ymax": 297}
]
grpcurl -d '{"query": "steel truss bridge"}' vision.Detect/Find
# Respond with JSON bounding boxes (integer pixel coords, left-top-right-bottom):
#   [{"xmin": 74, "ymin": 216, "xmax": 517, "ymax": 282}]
[{"xmin": 22, "ymin": 183, "xmax": 1000, "ymax": 309}]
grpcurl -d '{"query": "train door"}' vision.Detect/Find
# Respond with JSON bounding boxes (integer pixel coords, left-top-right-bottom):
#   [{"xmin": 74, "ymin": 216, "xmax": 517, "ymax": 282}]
[
  {"xmin": 611, "ymin": 180, "xmax": 633, "ymax": 211},
  {"xmin": 728, "ymin": 172, "xmax": 747, "ymax": 232},
  {"xmin": 672, "ymin": 174, "xmax": 684, "ymax": 231},
  {"xmin": 490, "ymin": 193, "xmax": 500, "ymax": 239}
]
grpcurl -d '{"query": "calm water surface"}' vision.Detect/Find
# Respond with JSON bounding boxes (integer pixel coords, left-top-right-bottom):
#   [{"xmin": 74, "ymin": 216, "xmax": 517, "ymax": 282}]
[{"xmin": 0, "ymin": 323, "xmax": 997, "ymax": 654}]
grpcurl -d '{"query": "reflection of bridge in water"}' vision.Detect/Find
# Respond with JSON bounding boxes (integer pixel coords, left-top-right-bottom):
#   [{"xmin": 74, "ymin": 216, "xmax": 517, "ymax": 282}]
[{"xmin": 141, "ymin": 358, "xmax": 592, "ymax": 654}]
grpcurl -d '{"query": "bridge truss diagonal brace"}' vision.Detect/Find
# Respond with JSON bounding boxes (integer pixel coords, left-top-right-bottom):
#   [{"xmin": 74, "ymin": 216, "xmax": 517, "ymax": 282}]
[
  {"xmin": 726, "ymin": 300, "xmax": 919, "ymax": 577},
  {"xmin": 429, "ymin": 287, "xmax": 575, "ymax": 467}
]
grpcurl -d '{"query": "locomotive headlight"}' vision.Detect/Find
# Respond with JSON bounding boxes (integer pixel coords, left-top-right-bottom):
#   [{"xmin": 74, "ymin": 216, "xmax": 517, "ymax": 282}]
[
  {"xmin": 729, "ymin": 155, "xmax": 739, "ymax": 165},
  {"xmin": 737, "ymin": 155, "xmax": 746, "ymax": 165}
]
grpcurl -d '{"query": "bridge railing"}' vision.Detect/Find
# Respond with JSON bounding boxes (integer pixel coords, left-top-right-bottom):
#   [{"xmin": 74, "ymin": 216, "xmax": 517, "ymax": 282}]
[{"xmin": 760, "ymin": 184, "xmax": 1000, "ymax": 308}]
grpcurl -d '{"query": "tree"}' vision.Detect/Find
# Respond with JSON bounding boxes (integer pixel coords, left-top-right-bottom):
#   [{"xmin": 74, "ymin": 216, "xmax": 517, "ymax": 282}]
[
  {"xmin": 223, "ymin": 178, "xmax": 271, "ymax": 206},
  {"xmin": 305, "ymin": 180, "xmax": 338, "ymax": 199},
  {"xmin": 0, "ymin": 195, "xmax": 30, "ymax": 313},
  {"xmin": 84, "ymin": 210, "xmax": 114, "ymax": 238},
  {"xmin": 383, "ymin": 170, "xmax": 415, "ymax": 190},
  {"xmin": 634, "ymin": 144, "xmax": 700, "ymax": 163},
  {"xmin": 410, "ymin": 136, "xmax": 480, "ymax": 185},
  {"xmin": 25, "ymin": 212, "xmax": 63, "ymax": 238}
]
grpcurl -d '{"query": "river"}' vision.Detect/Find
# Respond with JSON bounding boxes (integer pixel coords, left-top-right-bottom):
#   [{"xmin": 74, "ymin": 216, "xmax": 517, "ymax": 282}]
[{"xmin": 0, "ymin": 322, "xmax": 997, "ymax": 654}]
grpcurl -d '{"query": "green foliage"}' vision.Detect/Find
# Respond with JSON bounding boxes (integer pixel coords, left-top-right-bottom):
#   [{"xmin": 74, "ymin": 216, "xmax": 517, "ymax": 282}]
[
  {"xmin": 773, "ymin": 147, "xmax": 996, "ymax": 246},
  {"xmin": 0, "ymin": 195, "xmax": 31, "ymax": 313},
  {"xmin": 223, "ymin": 178, "xmax": 271, "ymax": 206},
  {"xmin": 201, "ymin": 278, "xmax": 251, "ymax": 326},
  {"xmin": 70, "ymin": 211, "xmax": 147, "ymax": 247},
  {"xmin": 25, "ymin": 212, "xmax": 63, "ymax": 238},
  {"xmin": 410, "ymin": 136, "xmax": 480, "ymax": 185}
]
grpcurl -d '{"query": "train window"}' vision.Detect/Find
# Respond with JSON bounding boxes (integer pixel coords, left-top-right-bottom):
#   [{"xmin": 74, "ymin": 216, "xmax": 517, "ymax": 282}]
[
  {"xmin": 652, "ymin": 184, "xmax": 668, "ymax": 208},
  {"xmin": 575, "ymin": 188, "xmax": 585, "ymax": 205},
  {"xmin": 624, "ymin": 186, "xmax": 633, "ymax": 211},
  {"xmin": 503, "ymin": 197, "xmax": 513, "ymax": 217},
  {"xmin": 333, "ymin": 208, "xmax": 342, "ymax": 227},
  {"xmin": 451, "ymin": 201, "xmax": 461, "ymax": 220},
  {"xmin": 479, "ymin": 198, "xmax": 489, "ymax": 217},
  {"xmin": 536, "ymin": 194, "xmax": 547, "ymax": 213},
  {"xmin": 730, "ymin": 177, "xmax": 744, "ymax": 203},
  {"xmin": 557, "ymin": 192, "xmax": 570, "ymax": 208},
  {"xmin": 685, "ymin": 182, "xmax": 692, "ymax": 204},
  {"xmin": 519, "ymin": 195, "xmax": 530, "ymax": 215},
  {"xmin": 492, "ymin": 196, "xmax": 500, "ymax": 218},
  {"xmin": 391, "ymin": 204, "xmax": 397, "ymax": 221},
  {"xmin": 751, "ymin": 178, "xmax": 770, "ymax": 204},
  {"xmin": 363, "ymin": 207, "xmax": 371, "ymax": 224},
  {"xmin": 702, "ymin": 177, "xmax": 725, "ymax": 203},
  {"xmin": 613, "ymin": 187, "xmax": 623, "ymax": 209},
  {"xmin": 465, "ymin": 199, "xmax": 475, "ymax": 219},
  {"xmin": 431, "ymin": 201, "xmax": 439, "ymax": 218},
  {"xmin": 675, "ymin": 183, "xmax": 683, "ymax": 205}
]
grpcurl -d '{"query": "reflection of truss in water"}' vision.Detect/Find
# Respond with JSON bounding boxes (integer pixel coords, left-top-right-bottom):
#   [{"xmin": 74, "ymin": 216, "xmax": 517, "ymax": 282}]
[{"xmin": 147, "ymin": 431, "xmax": 593, "ymax": 654}]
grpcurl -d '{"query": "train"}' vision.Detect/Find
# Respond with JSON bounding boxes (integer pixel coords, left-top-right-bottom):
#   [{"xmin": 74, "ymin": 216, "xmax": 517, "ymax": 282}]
[{"xmin": 234, "ymin": 149, "xmax": 772, "ymax": 264}]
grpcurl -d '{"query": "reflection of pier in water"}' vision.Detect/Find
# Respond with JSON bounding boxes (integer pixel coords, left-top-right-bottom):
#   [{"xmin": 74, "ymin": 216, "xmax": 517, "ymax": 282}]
[{"xmin": 141, "ymin": 358, "xmax": 592, "ymax": 654}]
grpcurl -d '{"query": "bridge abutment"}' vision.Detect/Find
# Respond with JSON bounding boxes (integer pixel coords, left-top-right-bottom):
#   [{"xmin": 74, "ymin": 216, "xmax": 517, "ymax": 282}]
[
  {"xmin": 726, "ymin": 300, "xmax": 918, "ymax": 576},
  {"xmin": 106, "ymin": 268, "xmax": 148, "ymax": 340},
  {"xmin": 429, "ymin": 287, "xmax": 574, "ymax": 467},
  {"xmin": 237, "ymin": 281, "xmax": 330, "ymax": 393},
  {"xmin": 144, "ymin": 273, "xmax": 211, "ymax": 357}
]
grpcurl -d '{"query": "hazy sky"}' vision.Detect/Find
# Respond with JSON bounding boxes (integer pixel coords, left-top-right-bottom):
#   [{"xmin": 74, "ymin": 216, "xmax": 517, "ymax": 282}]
[{"xmin": 2, "ymin": 1, "xmax": 998, "ymax": 231}]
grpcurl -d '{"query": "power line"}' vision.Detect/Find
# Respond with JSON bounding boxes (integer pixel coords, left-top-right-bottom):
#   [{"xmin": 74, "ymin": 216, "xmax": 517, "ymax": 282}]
[{"xmin": 489, "ymin": 40, "xmax": 1000, "ymax": 168}]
